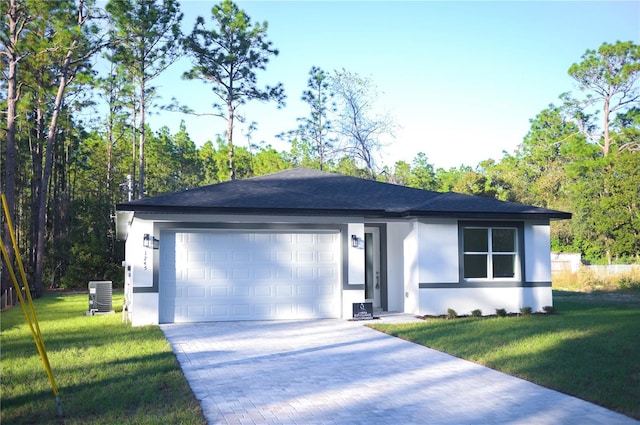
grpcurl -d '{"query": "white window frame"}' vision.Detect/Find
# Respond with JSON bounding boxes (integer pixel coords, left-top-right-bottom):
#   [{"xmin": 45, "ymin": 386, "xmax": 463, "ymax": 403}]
[{"xmin": 461, "ymin": 224, "xmax": 521, "ymax": 282}]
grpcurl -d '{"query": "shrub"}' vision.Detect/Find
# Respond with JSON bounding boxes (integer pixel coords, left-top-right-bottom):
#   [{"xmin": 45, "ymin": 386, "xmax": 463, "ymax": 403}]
[
  {"xmin": 543, "ymin": 305, "xmax": 556, "ymax": 314},
  {"xmin": 446, "ymin": 308, "xmax": 457, "ymax": 319},
  {"xmin": 471, "ymin": 309, "xmax": 482, "ymax": 317},
  {"xmin": 520, "ymin": 306, "xmax": 532, "ymax": 316},
  {"xmin": 495, "ymin": 308, "xmax": 507, "ymax": 317},
  {"xmin": 617, "ymin": 267, "xmax": 640, "ymax": 291}
]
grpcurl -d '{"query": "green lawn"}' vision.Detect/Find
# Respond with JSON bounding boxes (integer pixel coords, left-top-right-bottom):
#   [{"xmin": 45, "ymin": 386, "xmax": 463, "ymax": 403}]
[
  {"xmin": 370, "ymin": 291, "xmax": 640, "ymax": 420},
  {"xmin": 3, "ymin": 291, "xmax": 639, "ymax": 423},
  {"xmin": 0, "ymin": 292, "xmax": 206, "ymax": 425}
]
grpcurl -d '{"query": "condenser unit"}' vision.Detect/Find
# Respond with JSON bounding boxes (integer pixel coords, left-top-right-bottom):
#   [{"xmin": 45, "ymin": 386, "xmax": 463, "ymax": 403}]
[{"xmin": 88, "ymin": 281, "xmax": 113, "ymax": 315}]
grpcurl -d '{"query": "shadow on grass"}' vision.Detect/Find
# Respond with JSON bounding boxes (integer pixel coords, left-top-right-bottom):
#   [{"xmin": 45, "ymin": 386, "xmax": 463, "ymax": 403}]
[
  {"xmin": 1, "ymin": 292, "xmax": 205, "ymax": 425},
  {"xmin": 373, "ymin": 299, "xmax": 640, "ymax": 420},
  {"xmin": 553, "ymin": 288, "xmax": 640, "ymax": 308}
]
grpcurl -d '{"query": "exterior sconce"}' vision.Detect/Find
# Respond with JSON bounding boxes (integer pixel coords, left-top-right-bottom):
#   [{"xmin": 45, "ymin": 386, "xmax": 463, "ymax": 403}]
[
  {"xmin": 143, "ymin": 234, "xmax": 159, "ymax": 249},
  {"xmin": 351, "ymin": 234, "xmax": 359, "ymax": 248}
]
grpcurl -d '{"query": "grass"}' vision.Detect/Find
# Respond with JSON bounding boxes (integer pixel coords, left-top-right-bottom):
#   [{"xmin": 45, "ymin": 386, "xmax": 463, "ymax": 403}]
[
  {"xmin": 370, "ymin": 291, "xmax": 640, "ymax": 420},
  {"xmin": 1, "ymin": 292, "xmax": 206, "ymax": 425},
  {"xmin": 4, "ymin": 290, "xmax": 639, "ymax": 423}
]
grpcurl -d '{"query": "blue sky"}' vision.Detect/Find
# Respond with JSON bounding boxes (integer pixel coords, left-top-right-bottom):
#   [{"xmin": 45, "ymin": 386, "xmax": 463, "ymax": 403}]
[{"xmin": 146, "ymin": 0, "xmax": 640, "ymax": 170}]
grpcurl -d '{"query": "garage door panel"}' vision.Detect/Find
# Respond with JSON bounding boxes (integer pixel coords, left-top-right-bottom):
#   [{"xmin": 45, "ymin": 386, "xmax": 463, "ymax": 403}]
[
  {"xmin": 159, "ymin": 230, "xmax": 341, "ymax": 323},
  {"xmin": 232, "ymin": 304, "xmax": 252, "ymax": 317},
  {"xmin": 297, "ymin": 267, "xmax": 314, "ymax": 279},
  {"xmin": 187, "ymin": 268, "xmax": 206, "ymax": 280},
  {"xmin": 296, "ymin": 251, "xmax": 314, "ymax": 262},
  {"xmin": 254, "ymin": 285, "xmax": 271, "ymax": 297},
  {"xmin": 187, "ymin": 286, "xmax": 206, "ymax": 298},
  {"xmin": 255, "ymin": 267, "xmax": 273, "ymax": 280},
  {"xmin": 296, "ymin": 284, "xmax": 314, "ymax": 297},
  {"xmin": 318, "ymin": 283, "xmax": 336, "ymax": 295},
  {"xmin": 232, "ymin": 268, "xmax": 250, "ymax": 280},
  {"xmin": 275, "ymin": 284, "xmax": 292, "ymax": 297},
  {"xmin": 209, "ymin": 285, "xmax": 228, "ymax": 297}
]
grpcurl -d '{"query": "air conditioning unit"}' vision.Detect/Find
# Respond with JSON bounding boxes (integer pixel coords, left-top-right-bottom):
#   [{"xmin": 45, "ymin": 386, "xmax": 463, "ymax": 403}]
[{"xmin": 88, "ymin": 281, "xmax": 113, "ymax": 315}]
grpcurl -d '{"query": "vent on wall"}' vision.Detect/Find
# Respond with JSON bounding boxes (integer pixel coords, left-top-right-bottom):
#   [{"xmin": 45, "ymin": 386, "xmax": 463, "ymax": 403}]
[{"xmin": 88, "ymin": 281, "xmax": 113, "ymax": 315}]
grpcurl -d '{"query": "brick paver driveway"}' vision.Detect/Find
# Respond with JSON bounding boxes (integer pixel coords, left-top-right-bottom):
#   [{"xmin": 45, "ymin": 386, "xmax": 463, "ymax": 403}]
[{"xmin": 161, "ymin": 319, "xmax": 638, "ymax": 425}]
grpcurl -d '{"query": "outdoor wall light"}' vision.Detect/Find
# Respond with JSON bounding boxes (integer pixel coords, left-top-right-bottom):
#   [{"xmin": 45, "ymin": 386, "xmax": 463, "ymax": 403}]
[
  {"xmin": 351, "ymin": 234, "xmax": 359, "ymax": 248},
  {"xmin": 143, "ymin": 234, "xmax": 159, "ymax": 249}
]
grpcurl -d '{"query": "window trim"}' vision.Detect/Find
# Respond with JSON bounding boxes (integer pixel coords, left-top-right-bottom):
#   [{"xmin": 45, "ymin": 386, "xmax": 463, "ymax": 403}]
[{"xmin": 458, "ymin": 221, "xmax": 524, "ymax": 283}]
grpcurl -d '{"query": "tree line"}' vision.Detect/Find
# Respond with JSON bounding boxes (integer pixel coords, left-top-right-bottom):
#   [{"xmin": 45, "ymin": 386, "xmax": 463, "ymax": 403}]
[{"xmin": 1, "ymin": 0, "xmax": 638, "ymax": 293}]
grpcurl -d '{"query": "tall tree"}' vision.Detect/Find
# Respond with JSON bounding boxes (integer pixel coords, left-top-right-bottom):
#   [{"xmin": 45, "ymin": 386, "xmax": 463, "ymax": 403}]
[
  {"xmin": 32, "ymin": 0, "xmax": 100, "ymax": 293},
  {"xmin": 182, "ymin": 0, "xmax": 285, "ymax": 180},
  {"xmin": 106, "ymin": 0, "xmax": 183, "ymax": 198},
  {"xmin": 1, "ymin": 0, "xmax": 31, "ymax": 293},
  {"xmin": 1, "ymin": 0, "xmax": 102, "ymax": 292},
  {"xmin": 568, "ymin": 41, "xmax": 640, "ymax": 156},
  {"xmin": 515, "ymin": 104, "xmax": 583, "ymax": 207},
  {"xmin": 408, "ymin": 153, "xmax": 437, "ymax": 190},
  {"xmin": 285, "ymin": 66, "xmax": 335, "ymax": 170},
  {"xmin": 331, "ymin": 69, "xmax": 395, "ymax": 179}
]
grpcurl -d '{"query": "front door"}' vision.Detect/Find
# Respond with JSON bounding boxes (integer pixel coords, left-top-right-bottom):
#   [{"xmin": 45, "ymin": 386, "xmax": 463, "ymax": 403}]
[{"xmin": 364, "ymin": 227, "xmax": 381, "ymax": 309}]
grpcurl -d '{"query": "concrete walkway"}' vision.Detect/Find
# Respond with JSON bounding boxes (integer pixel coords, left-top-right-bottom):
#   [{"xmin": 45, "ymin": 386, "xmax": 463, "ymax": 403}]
[{"xmin": 161, "ymin": 318, "xmax": 639, "ymax": 425}]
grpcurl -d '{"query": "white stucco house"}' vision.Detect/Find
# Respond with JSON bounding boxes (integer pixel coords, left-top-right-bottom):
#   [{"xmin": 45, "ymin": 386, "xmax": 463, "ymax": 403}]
[{"xmin": 115, "ymin": 167, "xmax": 571, "ymax": 326}]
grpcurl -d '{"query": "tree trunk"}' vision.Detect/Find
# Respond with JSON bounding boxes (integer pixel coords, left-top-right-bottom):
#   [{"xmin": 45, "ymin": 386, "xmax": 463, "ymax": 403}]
[
  {"xmin": 138, "ymin": 76, "xmax": 145, "ymax": 198},
  {"xmin": 2, "ymin": 0, "xmax": 20, "ymax": 294},
  {"xmin": 602, "ymin": 96, "xmax": 611, "ymax": 156},
  {"xmin": 131, "ymin": 102, "xmax": 137, "ymax": 199},
  {"xmin": 228, "ymin": 103, "xmax": 235, "ymax": 180},
  {"xmin": 33, "ymin": 39, "xmax": 76, "ymax": 293}
]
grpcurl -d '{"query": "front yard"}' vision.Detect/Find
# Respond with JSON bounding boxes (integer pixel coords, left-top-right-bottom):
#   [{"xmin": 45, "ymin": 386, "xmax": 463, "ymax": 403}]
[
  {"xmin": 2, "ymin": 290, "xmax": 638, "ymax": 422},
  {"xmin": 0, "ymin": 292, "xmax": 206, "ymax": 425},
  {"xmin": 371, "ymin": 290, "xmax": 640, "ymax": 420}
]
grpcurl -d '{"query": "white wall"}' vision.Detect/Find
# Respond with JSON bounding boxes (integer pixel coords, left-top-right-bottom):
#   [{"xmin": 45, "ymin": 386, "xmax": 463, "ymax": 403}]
[
  {"xmin": 124, "ymin": 212, "xmax": 555, "ymax": 324},
  {"xmin": 413, "ymin": 219, "xmax": 554, "ymax": 317},
  {"xmin": 347, "ymin": 222, "xmax": 365, "ymax": 286},
  {"xmin": 386, "ymin": 222, "xmax": 412, "ymax": 312},
  {"xmin": 419, "ymin": 287, "xmax": 553, "ymax": 316},
  {"xmin": 125, "ymin": 213, "xmax": 369, "ymax": 325},
  {"xmin": 417, "ymin": 219, "xmax": 459, "ymax": 283},
  {"xmin": 127, "ymin": 217, "xmax": 154, "ymax": 288},
  {"xmin": 131, "ymin": 293, "xmax": 159, "ymax": 327},
  {"xmin": 402, "ymin": 221, "xmax": 420, "ymax": 314},
  {"xmin": 525, "ymin": 221, "xmax": 552, "ymax": 282},
  {"xmin": 125, "ymin": 217, "xmax": 158, "ymax": 325}
]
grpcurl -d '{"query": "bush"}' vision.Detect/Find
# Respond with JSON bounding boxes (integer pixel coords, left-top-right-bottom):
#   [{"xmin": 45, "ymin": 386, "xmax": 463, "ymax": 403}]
[
  {"xmin": 543, "ymin": 305, "xmax": 556, "ymax": 314},
  {"xmin": 520, "ymin": 306, "xmax": 532, "ymax": 316},
  {"xmin": 495, "ymin": 308, "xmax": 507, "ymax": 317},
  {"xmin": 446, "ymin": 308, "xmax": 457, "ymax": 319},
  {"xmin": 617, "ymin": 268, "xmax": 640, "ymax": 291},
  {"xmin": 471, "ymin": 309, "xmax": 482, "ymax": 317}
]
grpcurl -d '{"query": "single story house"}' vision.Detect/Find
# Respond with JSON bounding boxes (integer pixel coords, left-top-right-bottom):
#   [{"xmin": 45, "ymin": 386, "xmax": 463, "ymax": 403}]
[{"xmin": 115, "ymin": 167, "xmax": 571, "ymax": 326}]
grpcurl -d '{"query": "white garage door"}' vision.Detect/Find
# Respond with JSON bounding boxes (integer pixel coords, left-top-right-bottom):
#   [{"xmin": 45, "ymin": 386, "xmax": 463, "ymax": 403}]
[{"xmin": 159, "ymin": 230, "xmax": 341, "ymax": 323}]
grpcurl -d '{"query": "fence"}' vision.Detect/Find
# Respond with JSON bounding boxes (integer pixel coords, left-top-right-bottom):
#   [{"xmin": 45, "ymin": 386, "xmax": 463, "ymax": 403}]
[
  {"xmin": 1, "ymin": 287, "xmax": 18, "ymax": 310},
  {"xmin": 583, "ymin": 264, "xmax": 637, "ymax": 277}
]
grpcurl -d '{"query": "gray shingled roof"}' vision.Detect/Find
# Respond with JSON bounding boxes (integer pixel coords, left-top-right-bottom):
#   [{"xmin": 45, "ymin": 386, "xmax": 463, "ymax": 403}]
[{"xmin": 116, "ymin": 167, "xmax": 571, "ymax": 220}]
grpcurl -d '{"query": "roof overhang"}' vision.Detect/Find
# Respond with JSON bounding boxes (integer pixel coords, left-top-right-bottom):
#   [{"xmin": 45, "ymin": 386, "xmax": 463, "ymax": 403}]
[{"xmin": 115, "ymin": 204, "xmax": 572, "ymax": 222}]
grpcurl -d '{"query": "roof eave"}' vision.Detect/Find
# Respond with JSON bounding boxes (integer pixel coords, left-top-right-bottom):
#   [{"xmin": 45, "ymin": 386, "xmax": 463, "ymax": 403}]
[
  {"xmin": 114, "ymin": 204, "xmax": 571, "ymax": 221},
  {"xmin": 114, "ymin": 204, "xmax": 393, "ymax": 218},
  {"xmin": 403, "ymin": 210, "xmax": 572, "ymax": 220}
]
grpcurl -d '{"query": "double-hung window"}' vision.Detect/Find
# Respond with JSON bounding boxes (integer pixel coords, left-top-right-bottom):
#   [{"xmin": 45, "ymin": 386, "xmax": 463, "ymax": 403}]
[{"xmin": 462, "ymin": 225, "xmax": 519, "ymax": 280}]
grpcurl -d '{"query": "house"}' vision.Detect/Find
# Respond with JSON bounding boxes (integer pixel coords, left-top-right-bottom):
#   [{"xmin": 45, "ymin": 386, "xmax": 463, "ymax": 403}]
[{"xmin": 115, "ymin": 167, "xmax": 571, "ymax": 326}]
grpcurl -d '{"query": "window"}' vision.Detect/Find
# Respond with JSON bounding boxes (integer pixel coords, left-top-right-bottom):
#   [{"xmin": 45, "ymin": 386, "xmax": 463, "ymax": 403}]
[{"xmin": 462, "ymin": 226, "xmax": 518, "ymax": 280}]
